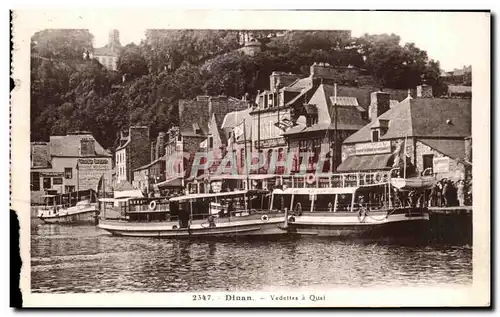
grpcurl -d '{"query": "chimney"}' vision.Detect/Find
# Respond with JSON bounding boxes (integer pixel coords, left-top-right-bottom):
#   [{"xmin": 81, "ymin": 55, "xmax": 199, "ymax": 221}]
[
  {"xmin": 368, "ymin": 91, "xmax": 390, "ymax": 122},
  {"xmin": 80, "ymin": 138, "xmax": 96, "ymax": 156},
  {"xmin": 417, "ymin": 84, "xmax": 433, "ymax": 98},
  {"xmin": 156, "ymin": 132, "xmax": 166, "ymax": 159},
  {"xmin": 151, "ymin": 141, "xmax": 156, "ymax": 162},
  {"xmin": 31, "ymin": 142, "xmax": 50, "ymax": 168}
]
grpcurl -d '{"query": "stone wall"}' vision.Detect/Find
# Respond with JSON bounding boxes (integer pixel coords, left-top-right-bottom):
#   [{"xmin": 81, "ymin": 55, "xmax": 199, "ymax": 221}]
[{"xmin": 415, "ymin": 140, "xmax": 466, "ymax": 181}]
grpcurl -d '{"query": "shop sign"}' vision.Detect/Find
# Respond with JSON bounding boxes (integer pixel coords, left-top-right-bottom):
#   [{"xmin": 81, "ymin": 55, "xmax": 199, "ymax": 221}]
[
  {"xmin": 40, "ymin": 172, "xmax": 64, "ymax": 177},
  {"xmin": 355, "ymin": 141, "xmax": 391, "ymax": 155},
  {"xmin": 433, "ymin": 157, "xmax": 450, "ymax": 173},
  {"xmin": 78, "ymin": 158, "xmax": 109, "ymax": 165},
  {"xmin": 255, "ymin": 138, "xmax": 286, "ymax": 149}
]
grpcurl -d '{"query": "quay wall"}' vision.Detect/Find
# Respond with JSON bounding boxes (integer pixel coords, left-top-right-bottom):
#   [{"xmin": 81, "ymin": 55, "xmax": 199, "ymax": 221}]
[{"xmin": 428, "ymin": 207, "xmax": 472, "ymax": 245}]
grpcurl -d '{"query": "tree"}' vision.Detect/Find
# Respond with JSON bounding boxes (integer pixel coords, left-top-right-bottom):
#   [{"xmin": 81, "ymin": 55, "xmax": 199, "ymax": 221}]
[
  {"xmin": 31, "ymin": 29, "xmax": 93, "ymax": 60},
  {"xmin": 117, "ymin": 43, "xmax": 149, "ymax": 80}
]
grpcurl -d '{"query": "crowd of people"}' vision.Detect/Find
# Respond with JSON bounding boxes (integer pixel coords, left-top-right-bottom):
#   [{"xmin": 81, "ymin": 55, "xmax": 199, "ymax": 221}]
[{"xmin": 427, "ymin": 178, "xmax": 472, "ymax": 207}]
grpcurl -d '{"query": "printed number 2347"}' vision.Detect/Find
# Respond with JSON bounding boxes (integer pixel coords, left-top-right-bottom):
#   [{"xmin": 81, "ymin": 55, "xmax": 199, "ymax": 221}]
[{"xmin": 193, "ymin": 295, "xmax": 211, "ymax": 301}]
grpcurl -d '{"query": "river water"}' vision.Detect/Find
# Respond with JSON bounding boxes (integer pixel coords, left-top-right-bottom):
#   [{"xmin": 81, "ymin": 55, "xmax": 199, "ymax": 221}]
[{"xmin": 31, "ymin": 225, "xmax": 472, "ymax": 293}]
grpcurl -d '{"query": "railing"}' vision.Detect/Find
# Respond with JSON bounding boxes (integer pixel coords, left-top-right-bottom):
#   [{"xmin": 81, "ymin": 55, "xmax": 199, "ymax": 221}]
[{"xmin": 279, "ymin": 172, "xmax": 392, "ymax": 189}]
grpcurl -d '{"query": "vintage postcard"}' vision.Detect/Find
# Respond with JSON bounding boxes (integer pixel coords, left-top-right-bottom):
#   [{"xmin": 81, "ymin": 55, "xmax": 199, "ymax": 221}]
[{"xmin": 10, "ymin": 9, "xmax": 490, "ymax": 307}]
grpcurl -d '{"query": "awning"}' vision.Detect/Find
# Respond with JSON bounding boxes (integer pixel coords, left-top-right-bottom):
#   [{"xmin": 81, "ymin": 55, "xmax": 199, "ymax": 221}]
[
  {"xmin": 337, "ymin": 154, "xmax": 393, "ymax": 172},
  {"xmin": 155, "ymin": 177, "xmax": 183, "ymax": 188}
]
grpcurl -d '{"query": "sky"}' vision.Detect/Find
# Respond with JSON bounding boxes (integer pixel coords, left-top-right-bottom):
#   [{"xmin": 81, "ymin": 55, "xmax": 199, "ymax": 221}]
[{"xmin": 23, "ymin": 10, "xmax": 490, "ymax": 71}]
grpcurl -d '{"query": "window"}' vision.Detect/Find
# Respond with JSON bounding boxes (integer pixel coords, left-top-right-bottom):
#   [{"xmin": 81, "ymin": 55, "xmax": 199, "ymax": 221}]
[
  {"xmin": 64, "ymin": 168, "xmax": 73, "ymax": 179},
  {"xmin": 65, "ymin": 185, "xmax": 75, "ymax": 193},
  {"xmin": 208, "ymin": 136, "xmax": 213, "ymax": 149},
  {"xmin": 371, "ymin": 130, "xmax": 380, "ymax": 142},
  {"xmin": 423, "ymin": 154, "xmax": 434, "ymax": 172},
  {"xmin": 31, "ymin": 172, "xmax": 40, "ymax": 191},
  {"xmin": 43, "ymin": 178, "xmax": 51, "ymax": 189},
  {"xmin": 53, "ymin": 178, "xmax": 63, "ymax": 185}
]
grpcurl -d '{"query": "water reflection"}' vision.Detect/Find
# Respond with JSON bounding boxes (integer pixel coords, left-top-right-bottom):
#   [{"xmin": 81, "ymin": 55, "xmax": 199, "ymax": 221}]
[{"xmin": 31, "ymin": 225, "xmax": 472, "ymax": 293}]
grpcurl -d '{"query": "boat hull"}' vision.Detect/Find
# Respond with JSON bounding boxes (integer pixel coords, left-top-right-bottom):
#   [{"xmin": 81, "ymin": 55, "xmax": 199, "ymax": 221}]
[
  {"xmin": 287, "ymin": 208, "xmax": 430, "ymax": 238},
  {"xmin": 97, "ymin": 215, "xmax": 288, "ymax": 238},
  {"xmin": 38, "ymin": 209, "xmax": 99, "ymax": 225}
]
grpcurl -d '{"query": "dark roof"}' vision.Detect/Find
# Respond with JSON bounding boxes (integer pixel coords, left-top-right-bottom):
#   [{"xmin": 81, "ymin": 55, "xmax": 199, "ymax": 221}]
[
  {"xmin": 211, "ymin": 113, "xmax": 227, "ymax": 145},
  {"xmin": 285, "ymin": 86, "xmax": 314, "ymax": 107},
  {"xmin": 133, "ymin": 155, "xmax": 166, "ymax": 172},
  {"xmin": 179, "ymin": 98, "xmax": 210, "ymax": 137},
  {"xmin": 419, "ymin": 138, "xmax": 470, "ymax": 164},
  {"xmin": 337, "ymin": 153, "xmax": 393, "ymax": 172},
  {"xmin": 49, "ymin": 134, "xmax": 111, "ymax": 157},
  {"xmin": 344, "ymin": 98, "xmax": 471, "ymax": 144},
  {"xmin": 285, "ymin": 77, "xmax": 312, "ymax": 92},
  {"xmin": 221, "ymin": 108, "xmax": 252, "ymax": 129}
]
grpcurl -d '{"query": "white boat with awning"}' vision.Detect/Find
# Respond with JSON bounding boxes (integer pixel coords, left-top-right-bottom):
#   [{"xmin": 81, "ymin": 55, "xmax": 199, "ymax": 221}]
[
  {"xmin": 270, "ymin": 173, "xmax": 430, "ymax": 238},
  {"xmin": 97, "ymin": 189, "xmax": 288, "ymax": 238}
]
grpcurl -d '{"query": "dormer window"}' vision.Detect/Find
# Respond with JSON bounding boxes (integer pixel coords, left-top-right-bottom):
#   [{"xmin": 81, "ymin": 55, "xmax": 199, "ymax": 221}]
[{"xmin": 371, "ymin": 130, "xmax": 380, "ymax": 142}]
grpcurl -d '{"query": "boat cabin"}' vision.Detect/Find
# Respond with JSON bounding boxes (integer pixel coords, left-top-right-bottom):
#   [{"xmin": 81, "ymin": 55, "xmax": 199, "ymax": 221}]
[
  {"xmin": 271, "ymin": 171, "xmax": 430, "ymax": 214},
  {"xmin": 169, "ymin": 189, "xmax": 272, "ymax": 228}
]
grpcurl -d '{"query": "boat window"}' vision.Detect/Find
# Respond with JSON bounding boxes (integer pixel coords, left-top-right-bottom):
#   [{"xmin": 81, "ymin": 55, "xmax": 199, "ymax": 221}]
[
  {"xmin": 314, "ymin": 195, "xmax": 336, "ymax": 212},
  {"xmin": 293, "ymin": 194, "xmax": 312, "ymax": 213},
  {"xmin": 353, "ymin": 185, "xmax": 391, "ymax": 210},
  {"xmin": 337, "ymin": 194, "xmax": 353, "ymax": 212}
]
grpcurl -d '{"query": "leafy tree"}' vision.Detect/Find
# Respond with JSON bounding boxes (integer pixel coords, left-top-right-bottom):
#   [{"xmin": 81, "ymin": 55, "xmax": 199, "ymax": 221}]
[
  {"xmin": 31, "ymin": 29, "xmax": 93, "ymax": 60},
  {"xmin": 117, "ymin": 43, "xmax": 149, "ymax": 80}
]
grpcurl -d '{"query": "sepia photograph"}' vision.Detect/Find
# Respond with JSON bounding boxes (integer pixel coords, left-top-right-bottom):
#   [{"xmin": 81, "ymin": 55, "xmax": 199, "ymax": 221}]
[{"xmin": 10, "ymin": 9, "xmax": 490, "ymax": 307}]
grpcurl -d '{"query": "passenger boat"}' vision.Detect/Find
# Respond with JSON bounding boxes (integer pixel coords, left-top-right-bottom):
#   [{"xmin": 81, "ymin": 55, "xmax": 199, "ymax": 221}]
[
  {"xmin": 270, "ymin": 172, "xmax": 431, "ymax": 238},
  {"xmin": 97, "ymin": 189, "xmax": 289, "ymax": 238},
  {"xmin": 37, "ymin": 194, "xmax": 99, "ymax": 225}
]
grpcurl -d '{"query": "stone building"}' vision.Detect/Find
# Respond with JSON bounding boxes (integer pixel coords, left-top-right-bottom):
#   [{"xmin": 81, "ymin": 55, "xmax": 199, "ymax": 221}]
[
  {"xmin": 250, "ymin": 62, "xmax": 412, "ymax": 175},
  {"xmin": 132, "ymin": 132, "xmax": 167, "ymax": 193},
  {"xmin": 115, "ymin": 126, "xmax": 150, "ymax": 184},
  {"xmin": 160, "ymin": 96, "xmax": 249, "ymax": 190},
  {"xmin": 93, "ymin": 29, "xmax": 122, "ymax": 71},
  {"xmin": 30, "ymin": 131, "xmax": 113, "ymax": 204},
  {"xmin": 283, "ymin": 83, "xmax": 367, "ymax": 174},
  {"xmin": 339, "ymin": 87, "xmax": 472, "ymax": 181}
]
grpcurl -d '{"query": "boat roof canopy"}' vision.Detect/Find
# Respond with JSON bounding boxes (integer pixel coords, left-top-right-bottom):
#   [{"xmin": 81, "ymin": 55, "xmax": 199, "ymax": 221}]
[
  {"xmin": 272, "ymin": 187, "xmax": 358, "ymax": 195},
  {"xmin": 169, "ymin": 189, "xmax": 269, "ymax": 202}
]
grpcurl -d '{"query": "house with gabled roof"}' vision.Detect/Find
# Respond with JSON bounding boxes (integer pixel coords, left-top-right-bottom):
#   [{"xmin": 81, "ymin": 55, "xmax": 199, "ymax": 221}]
[
  {"xmin": 339, "ymin": 92, "xmax": 472, "ymax": 181},
  {"xmin": 282, "ymin": 83, "xmax": 368, "ymax": 173},
  {"xmin": 30, "ymin": 131, "xmax": 113, "ymax": 203}
]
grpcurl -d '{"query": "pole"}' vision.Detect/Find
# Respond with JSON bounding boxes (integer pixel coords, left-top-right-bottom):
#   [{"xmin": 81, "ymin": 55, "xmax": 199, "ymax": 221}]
[
  {"xmin": 277, "ymin": 89, "xmax": 280, "ymax": 125},
  {"xmin": 333, "ymin": 83, "xmax": 338, "ymax": 173},
  {"xmin": 76, "ymin": 163, "xmax": 79, "ymax": 203},
  {"xmin": 403, "ymin": 135, "xmax": 408, "ymax": 179},
  {"xmin": 257, "ymin": 103, "xmax": 261, "ymax": 152},
  {"xmin": 243, "ymin": 119, "xmax": 250, "ymax": 190}
]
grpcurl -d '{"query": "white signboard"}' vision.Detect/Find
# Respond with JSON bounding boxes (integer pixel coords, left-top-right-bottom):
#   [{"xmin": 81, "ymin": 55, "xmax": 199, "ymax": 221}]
[
  {"xmin": 433, "ymin": 157, "xmax": 450, "ymax": 173},
  {"xmin": 355, "ymin": 141, "xmax": 391, "ymax": 156}
]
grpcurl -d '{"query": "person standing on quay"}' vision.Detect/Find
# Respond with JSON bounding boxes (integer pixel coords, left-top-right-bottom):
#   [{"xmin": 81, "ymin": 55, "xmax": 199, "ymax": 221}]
[
  {"xmin": 457, "ymin": 180, "xmax": 465, "ymax": 207},
  {"xmin": 442, "ymin": 179, "xmax": 450, "ymax": 207}
]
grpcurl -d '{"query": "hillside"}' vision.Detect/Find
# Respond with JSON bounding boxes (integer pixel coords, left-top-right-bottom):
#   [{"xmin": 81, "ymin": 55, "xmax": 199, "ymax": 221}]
[{"xmin": 30, "ymin": 30, "xmax": 445, "ymax": 149}]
